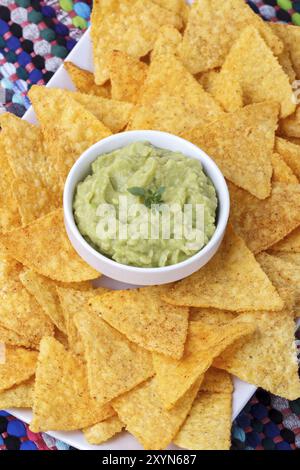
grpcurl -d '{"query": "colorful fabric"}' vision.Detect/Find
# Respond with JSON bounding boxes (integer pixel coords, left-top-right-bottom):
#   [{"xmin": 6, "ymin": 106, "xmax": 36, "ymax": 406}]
[{"xmin": 0, "ymin": 0, "xmax": 299, "ymax": 451}]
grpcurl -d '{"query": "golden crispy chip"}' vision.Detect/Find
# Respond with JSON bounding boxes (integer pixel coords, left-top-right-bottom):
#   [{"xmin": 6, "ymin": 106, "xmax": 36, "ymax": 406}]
[
  {"xmin": 128, "ymin": 52, "xmax": 223, "ymax": 134},
  {"xmin": 113, "ymin": 376, "xmax": 202, "ymax": 450},
  {"xmin": 257, "ymin": 252, "xmax": 300, "ymax": 313},
  {"xmin": 92, "ymin": 0, "xmax": 182, "ymax": 85},
  {"xmin": 178, "ymin": 0, "xmax": 282, "ymax": 75},
  {"xmin": 0, "ymin": 346, "xmax": 37, "ymax": 393},
  {"xmin": 0, "ymin": 113, "xmax": 61, "ymax": 224},
  {"xmin": 56, "ymin": 287, "xmax": 104, "ymax": 356},
  {"xmin": 287, "ymin": 136, "xmax": 300, "ymax": 145},
  {"xmin": 152, "ymin": 319, "xmax": 254, "ymax": 409},
  {"xmin": 0, "ymin": 325, "xmax": 37, "ymax": 349},
  {"xmin": 19, "ymin": 270, "xmax": 91, "ymax": 334},
  {"xmin": 0, "ymin": 259, "xmax": 54, "ymax": 348},
  {"xmin": 214, "ymin": 310, "xmax": 300, "ymax": 400},
  {"xmin": 275, "ymin": 137, "xmax": 300, "ymax": 180},
  {"xmin": 229, "ymin": 182, "xmax": 300, "ymax": 254},
  {"xmin": 174, "ymin": 369, "xmax": 232, "ymax": 450},
  {"xmin": 64, "ymin": 62, "xmax": 110, "ymax": 98},
  {"xmin": 183, "ymin": 102, "xmax": 278, "ymax": 199},
  {"xmin": 83, "ymin": 416, "xmax": 124, "ymax": 445},
  {"xmin": 162, "ymin": 226, "xmax": 283, "ymax": 311},
  {"xmin": 30, "ymin": 337, "xmax": 115, "ymax": 432},
  {"xmin": 280, "ymin": 107, "xmax": 300, "ymax": 138},
  {"xmin": 272, "ymin": 251, "xmax": 300, "ymax": 267},
  {"xmin": 272, "ymin": 153, "xmax": 299, "ymax": 184},
  {"xmin": 28, "ymin": 86, "xmax": 112, "ymax": 183},
  {"xmin": 270, "ymin": 226, "xmax": 300, "ymax": 253},
  {"xmin": 213, "ymin": 26, "xmax": 294, "ymax": 118},
  {"xmin": 190, "ymin": 308, "xmax": 237, "ymax": 325},
  {"xmin": 90, "ymin": 286, "xmax": 189, "ymax": 359},
  {"xmin": 108, "ymin": 50, "xmax": 148, "ymax": 104},
  {"xmin": 0, "ymin": 377, "xmax": 34, "ymax": 408},
  {"xmin": 277, "ymin": 50, "xmax": 296, "ymax": 84},
  {"xmin": 198, "ymin": 70, "xmax": 243, "ymax": 113},
  {"xmin": 0, "ymin": 209, "xmax": 99, "ymax": 283},
  {"xmin": 270, "ymin": 23, "xmax": 300, "ymax": 79},
  {"xmin": 151, "ymin": 25, "xmax": 182, "ymax": 60},
  {"xmin": 74, "ymin": 310, "xmax": 154, "ymax": 405},
  {"xmin": 66, "ymin": 90, "xmax": 133, "ymax": 132},
  {"xmin": 197, "ymin": 70, "xmax": 220, "ymax": 94},
  {"xmin": 0, "ymin": 137, "xmax": 20, "ymax": 232}
]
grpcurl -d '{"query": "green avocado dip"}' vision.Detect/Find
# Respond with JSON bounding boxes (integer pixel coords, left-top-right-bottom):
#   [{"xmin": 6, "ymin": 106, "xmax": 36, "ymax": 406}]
[{"xmin": 73, "ymin": 142, "xmax": 217, "ymax": 268}]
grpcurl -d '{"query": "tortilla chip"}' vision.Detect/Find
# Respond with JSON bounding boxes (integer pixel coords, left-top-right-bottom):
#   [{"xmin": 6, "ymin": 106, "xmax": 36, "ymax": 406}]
[
  {"xmin": 30, "ymin": 337, "xmax": 115, "ymax": 432},
  {"xmin": 0, "ymin": 259, "xmax": 54, "ymax": 348},
  {"xmin": 74, "ymin": 310, "xmax": 154, "ymax": 405},
  {"xmin": 0, "ymin": 377, "xmax": 34, "ymax": 408},
  {"xmin": 151, "ymin": 25, "xmax": 182, "ymax": 60},
  {"xmin": 56, "ymin": 287, "xmax": 104, "ymax": 356},
  {"xmin": 178, "ymin": 0, "xmax": 282, "ymax": 75},
  {"xmin": 90, "ymin": 286, "xmax": 189, "ymax": 359},
  {"xmin": 0, "ymin": 325, "xmax": 37, "ymax": 349},
  {"xmin": 162, "ymin": 226, "xmax": 283, "ymax": 311},
  {"xmin": 270, "ymin": 23, "xmax": 300, "ymax": 79},
  {"xmin": 113, "ymin": 376, "xmax": 202, "ymax": 450},
  {"xmin": 64, "ymin": 62, "xmax": 110, "ymax": 98},
  {"xmin": 0, "ymin": 137, "xmax": 20, "ymax": 232},
  {"xmin": 0, "ymin": 346, "xmax": 37, "ymax": 393},
  {"xmin": 272, "ymin": 251, "xmax": 300, "ymax": 267},
  {"xmin": 128, "ymin": 52, "xmax": 223, "ymax": 134},
  {"xmin": 92, "ymin": 0, "xmax": 182, "ymax": 85},
  {"xmin": 277, "ymin": 50, "xmax": 296, "ymax": 85},
  {"xmin": 213, "ymin": 26, "xmax": 294, "ymax": 118},
  {"xmin": 65, "ymin": 90, "xmax": 133, "ymax": 132},
  {"xmin": 214, "ymin": 310, "xmax": 300, "ymax": 400},
  {"xmin": 174, "ymin": 369, "xmax": 232, "ymax": 450},
  {"xmin": 275, "ymin": 137, "xmax": 300, "ymax": 180},
  {"xmin": 270, "ymin": 226, "xmax": 300, "ymax": 253},
  {"xmin": 83, "ymin": 416, "xmax": 124, "ymax": 445},
  {"xmin": 190, "ymin": 308, "xmax": 237, "ymax": 325},
  {"xmin": 152, "ymin": 319, "xmax": 254, "ymax": 409},
  {"xmin": 0, "ymin": 113, "xmax": 61, "ymax": 224},
  {"xmin": 0, "ymin": 209, "xmax": 99, "ymax": 283},
  {"xmin": 19, "ymin": 270, "xmax": 90, "ymax": 334},
  {"xmin": 287, "ymin": 136, "xmax": 300, "ymax": 146},
  {"xmin": 183, "ymin": 102, "xmax": 278, "ymax": 199},
  {"xmin": 198, "ymin": 70, "xmax": 243, "ymax": 113},
  {"xmin": 272, "ymin": 153, "xmax": 299, "ymax": 184},
  {"xmin": 28, "ymin": 86, "xmax": 112, "ymax": 183},
  {"xmin": 229, "ymin": 182, "xmax": 300, "ymax": 254},
  {"xmin": 107, "ymin": 50, "xmax": 148, "ymax": 104},
  {"xmin": 280, "ymin": 107, "xmax": 300, "ymax": 138}
]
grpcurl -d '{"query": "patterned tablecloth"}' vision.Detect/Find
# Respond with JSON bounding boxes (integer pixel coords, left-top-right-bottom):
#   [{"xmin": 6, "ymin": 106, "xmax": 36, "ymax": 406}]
[{"xmin": 0, "ymin": 0, "xmax": 299, "ymax": 451}]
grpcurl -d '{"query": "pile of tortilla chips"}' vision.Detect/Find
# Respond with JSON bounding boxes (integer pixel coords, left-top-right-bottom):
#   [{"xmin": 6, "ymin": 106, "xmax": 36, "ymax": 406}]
[{"xmin": 0, "ymin": 0, "xmax": 299, "ymax": 451}]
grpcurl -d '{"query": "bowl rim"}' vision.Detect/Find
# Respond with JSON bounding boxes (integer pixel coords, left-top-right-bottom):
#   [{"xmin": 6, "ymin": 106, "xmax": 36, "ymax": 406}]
[{"xmin": 63, "ymin": 130, "xmax": 230, "ymax": 273}]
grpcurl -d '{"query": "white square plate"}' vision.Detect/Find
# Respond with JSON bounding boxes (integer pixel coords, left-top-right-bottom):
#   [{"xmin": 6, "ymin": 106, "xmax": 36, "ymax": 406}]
[{"xmin": 7, "ymin": 16, "xmax": 257, "ymax": 450}]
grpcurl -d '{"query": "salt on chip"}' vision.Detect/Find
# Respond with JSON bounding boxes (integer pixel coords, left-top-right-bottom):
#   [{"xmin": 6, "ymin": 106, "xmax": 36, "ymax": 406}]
[
  {"xmin": 92, "ymin": 0, "xmax": 182, "ymax": 85},
  {"xmin": 64, "ymin": 61, "xmax": 111, "ymax": 98},
  {"xmin": 30, "ymin": 337, "xmax": 115, "ymax": 432},
  {"xmin": 272, "ymin": 153, "xmax": 299, "ymax": 184},
  {"xmin": 0, "ymin": 209, "xmax": 99, "ymax": 283},
  {"xmin": 0, "ymin": 137, "xmax": 20, "ymax": 232},
  {"xmin": 152, "ymin": 319, "xmax": 254, "ymax": 409},
  {"xmin": 275, "ymin": 137, "xmax": 300, "ymax": 180},
  {"xmin": 56, "ymin": 286, "xmax": 104, "ymax": 356},
  {"xmin": 174, "ymin": 369, "xmax": 232, "ymax": 450},
  {"xmin": 214, "ymin": 310, "xmax": 300, "ymax": 400},
  {"xmin": 212, "ymin": 26, "xmax": 294, "ymax": 118},
  {"xmin": 183, "ymin": 102, "xmax": 278, "ymax": 199},
  {"xmin": 270, "ymin": 23, "xmax": 300, "ymax": 79},
  {"xmin": 113, "ymin": 376, "xmax": 202, "ymax": 450},
  {"xmin": 83, "ymin": 416, "xmax": 124, "ymax": 445},
  {"xmin": 151, "ymin": 25, "xmax": 182, "ymax": 60},
  {"xmin": 90, "ymin": 286, "xmax": 189, "ymax": 359},
  {"xmin": 229, "ymin": 182, "xmax": 300, "ymax": 254},
  {"xmin": 178, "ymin": 0, "xmax": 283, "ymax": 75},
  {"xmin": 162, "ymin": 225, "xmax": 283, "ymax": 311},
  {"xmin": 0, "ymin": 113, "xmax": 61, "ymax": 224},
  {"xmin": 107, "ymin": 50, "xmax": 148, "ymax": 104},
  {"xmin": 0, "ymin": 346, "xmax": 37, "ymax": 393},
  {"xmin": 28, "ymin": 86, "xmax": 112, "ymax": 183},
  {"xmin": 270, "ymin": 226, "xmax": 300, "ymax": 253},
  {"xmin": 0, "ymin": 377, "xmax": 34, "ymax": 408},
  {"xmin": 74, "ymin": 310, "xmax": 154, "ymax": 405},
  {"xmin": 128, "ymin": 52, "xmax": 223, "ymax": 135},
  {"xmin": 0, "ymin": 259, "xmax": 54, "ymax": 348}
]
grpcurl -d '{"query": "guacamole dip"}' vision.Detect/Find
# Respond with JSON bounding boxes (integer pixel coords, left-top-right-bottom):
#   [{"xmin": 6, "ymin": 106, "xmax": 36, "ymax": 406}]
[{"xmin": 73, "ymin": 142, "xmax": 217, "ymax": 268}]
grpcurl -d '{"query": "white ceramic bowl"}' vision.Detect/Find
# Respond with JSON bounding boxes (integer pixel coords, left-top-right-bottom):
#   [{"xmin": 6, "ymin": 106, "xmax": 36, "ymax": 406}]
[{"xmin": 64, "ymin": 130, "xmax": 230, "ymax": 285}]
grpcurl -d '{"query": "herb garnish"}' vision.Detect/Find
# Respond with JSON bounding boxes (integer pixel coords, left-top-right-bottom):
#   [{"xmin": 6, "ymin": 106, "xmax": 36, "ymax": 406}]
[{"xmin": 128, "ymin": 186, "xmax": 165, "ymax": 208}]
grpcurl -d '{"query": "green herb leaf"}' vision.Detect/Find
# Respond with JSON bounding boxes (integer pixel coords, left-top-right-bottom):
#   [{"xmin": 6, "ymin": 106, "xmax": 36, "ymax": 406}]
[
  {"xmin": 128, "ymin": 187, "xmax": 146, "ymax": 197},
  {"xmin": 128, "ymin": 186, "xmax": 165, "ymax": 209}
]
